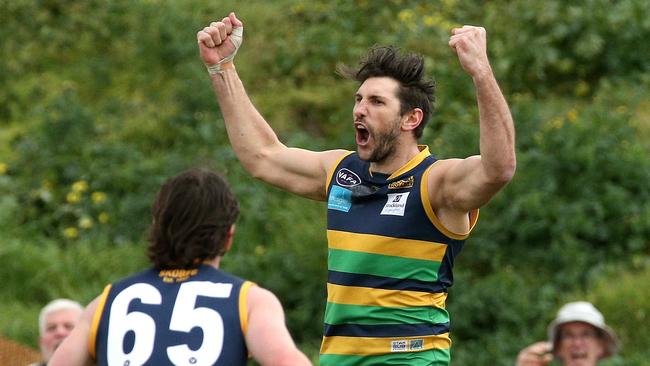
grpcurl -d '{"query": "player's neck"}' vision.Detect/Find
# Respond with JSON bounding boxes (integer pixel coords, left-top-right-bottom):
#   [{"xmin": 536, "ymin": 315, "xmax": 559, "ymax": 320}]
[
  {"xmin": 369, "ymin": 143, "xmax": 421, "ymax": 175},
  {"xmin": 207, "ymin": 256, "xmax": 222, "ymax": 269}
]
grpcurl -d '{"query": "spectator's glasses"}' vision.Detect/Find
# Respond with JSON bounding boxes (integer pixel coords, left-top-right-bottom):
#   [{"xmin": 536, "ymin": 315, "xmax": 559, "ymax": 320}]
[{"xmin": 559, "ymin": 329, "xmax": 601, "ymax": 341}]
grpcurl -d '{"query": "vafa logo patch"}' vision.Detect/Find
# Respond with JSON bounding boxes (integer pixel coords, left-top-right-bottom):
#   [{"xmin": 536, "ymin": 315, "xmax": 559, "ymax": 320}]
[{"xmin": 335, "ymin": 168, "xmax": 361, "ymax": 187}]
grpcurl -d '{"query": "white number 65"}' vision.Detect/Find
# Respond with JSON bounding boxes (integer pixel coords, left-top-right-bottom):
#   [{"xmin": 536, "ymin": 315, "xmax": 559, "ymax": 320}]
[{"xmin": 106, "ymin": 281, "xmax": 233, "ymax": 366}]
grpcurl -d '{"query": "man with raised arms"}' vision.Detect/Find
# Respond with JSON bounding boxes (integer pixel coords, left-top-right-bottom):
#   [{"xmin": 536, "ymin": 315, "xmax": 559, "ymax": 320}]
[{"xmin": 197, "ymin": 12, "xmax": 515, "ymax": 365}]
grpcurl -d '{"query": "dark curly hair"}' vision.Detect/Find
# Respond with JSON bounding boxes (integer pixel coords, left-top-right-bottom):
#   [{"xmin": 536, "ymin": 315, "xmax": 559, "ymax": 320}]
[
  {"xmin": 147, "ymin": 168, "xmax": 240, "ymax": 269},
  {"xmin": 338, "ymin": 45, "xmax": 436, "ymax": 138}
]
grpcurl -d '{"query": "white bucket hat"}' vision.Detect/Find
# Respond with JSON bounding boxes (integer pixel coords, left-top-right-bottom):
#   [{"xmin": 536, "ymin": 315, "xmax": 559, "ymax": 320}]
[{"xmin": 547, "ymin": 301, "xmax": 619, "ymax": 358}]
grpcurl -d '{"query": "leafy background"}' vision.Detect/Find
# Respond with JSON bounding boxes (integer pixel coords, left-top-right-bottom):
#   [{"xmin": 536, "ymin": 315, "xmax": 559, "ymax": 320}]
[{"xmin": 1, "ymin": 0, "xmax": 649, "ymax": 364}]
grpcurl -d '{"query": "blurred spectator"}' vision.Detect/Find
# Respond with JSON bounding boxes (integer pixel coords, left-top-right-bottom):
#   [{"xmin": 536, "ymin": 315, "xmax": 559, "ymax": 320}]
[
  {"xmin": 28, "ymin": 298, "xmax": 83, "ymax": 366},
  {"xmin": 516, "ymin": 301, "xmax": 619, "ymax": 366}
]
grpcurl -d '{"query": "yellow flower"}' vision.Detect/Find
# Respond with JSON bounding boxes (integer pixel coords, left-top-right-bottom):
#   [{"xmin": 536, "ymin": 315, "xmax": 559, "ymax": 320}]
[
  {"xmin": 66, "ymin": 192, "xmax": 81, "ymax": 204},
  {"xmin": 0, "ymin": 163, "xmax": 7, "ymax": 175},
  {"xmin": 63, "ymin": 227, "xmax": 79, "ymax": 239},
  {"xmin": 98, "ymin": 212, "xmax": 109, "ymax": 224},
  {"xmin": 398, "ymin": 9, "xmax": 414, "ymax": 23},
  {"xmin": 91, "ymin": 191, "xmax": 107, "ymax": 204},
  {"xmin": 254, "ymin": 245, "xmax": 266, "ymax": 256},
  {"xmin": 290, "ymin": 3, "xmax": 304, "ymax": 13},
  {"xmin": 567, "ymin": 109, "xmax": 578, "ymax": 123},
  {"xmin": 442, "ymin": 0, "xmax": 458, "ymax": 9},
  {"xmin": 549, "ymin": 117, "xmax": 564, "ymax": 129},
  {"xmin": 79, "ymin": 216, "xmax": 94, "ymax": 229},
  {"xmin": 72, "ymin": 180, "xmax": 88, "ymax": 193}
]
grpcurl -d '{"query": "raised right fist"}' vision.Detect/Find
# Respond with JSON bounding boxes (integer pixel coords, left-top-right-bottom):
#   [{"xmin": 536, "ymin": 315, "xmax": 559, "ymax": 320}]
[{"xmin": 197, "ymin": 12, "xmax": 243, "ymax": 69}]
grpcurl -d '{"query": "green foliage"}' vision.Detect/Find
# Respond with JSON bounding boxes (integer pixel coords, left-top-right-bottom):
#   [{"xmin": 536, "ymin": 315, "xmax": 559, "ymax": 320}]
[
  {"xmin": 1, "ymin": 0, "xmax": 650, "ymax": 364},
  {"xmin": 483, "ymin": 0, "xmax": 650, "ymax": 95},
  {"xmin": 449, "ymin": 268, "xmax": 557, "ymax": 364},
  {"xmin": 588, "ymin": 262, "xmax": 650, "ymax": 362},
  {"xmin": 224, "ymin": 184, "xmax": 329, "ymax": 345},
  {"xmin": 0, "ymin": 236, "xmax": 147, "ymax": 347}
]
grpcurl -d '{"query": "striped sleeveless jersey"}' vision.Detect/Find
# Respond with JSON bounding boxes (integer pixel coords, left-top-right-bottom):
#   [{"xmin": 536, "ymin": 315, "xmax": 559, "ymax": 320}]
[{"xmin": 321, "ymin": 146, "xmax": 478, "ymax": 365}]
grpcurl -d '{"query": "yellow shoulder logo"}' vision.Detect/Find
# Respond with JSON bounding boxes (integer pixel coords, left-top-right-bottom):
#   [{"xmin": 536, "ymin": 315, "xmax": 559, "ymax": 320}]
[{"xmin": 388, "ymin": 176, "xmax": 414, "ymax": 189}]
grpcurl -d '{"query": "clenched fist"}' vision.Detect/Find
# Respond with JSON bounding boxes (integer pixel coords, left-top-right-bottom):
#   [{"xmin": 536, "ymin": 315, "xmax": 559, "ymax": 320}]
[
  {"xmin": 448, "ymin": 25, "xmax": 491, "ymax": 79},
  {"xmin": 197, "ymin": 12, "xmax": 243, "ymax": 72}
]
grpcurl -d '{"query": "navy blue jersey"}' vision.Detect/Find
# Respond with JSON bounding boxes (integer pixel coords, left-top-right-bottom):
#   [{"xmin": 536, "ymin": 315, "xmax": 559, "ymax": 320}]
[
  {"xmin": 320, "ymin": 146, "xmax": 478, "ymax": 365},
  {"xmin": 90, "ymin": 264, "xmax": 253, "ymax": 366}
]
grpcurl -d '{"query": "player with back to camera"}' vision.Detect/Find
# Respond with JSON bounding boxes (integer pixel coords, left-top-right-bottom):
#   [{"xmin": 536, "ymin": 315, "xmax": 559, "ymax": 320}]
[{"xmin": 49, "ymin": 168, "xmax": 311, "ymax": 366}]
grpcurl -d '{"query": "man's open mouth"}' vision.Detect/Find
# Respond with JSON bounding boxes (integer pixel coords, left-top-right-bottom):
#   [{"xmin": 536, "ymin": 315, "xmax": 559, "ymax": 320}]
[{"xmin": 355, "ymin": 123, "xmax": 370, "ymax": 145}]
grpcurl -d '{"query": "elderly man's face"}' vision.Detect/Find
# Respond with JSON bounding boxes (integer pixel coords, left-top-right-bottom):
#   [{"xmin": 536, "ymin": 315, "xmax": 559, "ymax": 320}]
[
  {"xmin": 39, "ymin": 308, "xmax": 82, "ymax": 361},
  {"xmin": 555, "ymin": 322, "xmax": 606, "ymax": 366}
]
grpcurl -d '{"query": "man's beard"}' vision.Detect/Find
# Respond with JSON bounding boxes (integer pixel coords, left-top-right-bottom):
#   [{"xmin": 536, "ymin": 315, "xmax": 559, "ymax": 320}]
[{"xmin": 366, "ymin": 121, "xmax": 401, "ymax": 163}]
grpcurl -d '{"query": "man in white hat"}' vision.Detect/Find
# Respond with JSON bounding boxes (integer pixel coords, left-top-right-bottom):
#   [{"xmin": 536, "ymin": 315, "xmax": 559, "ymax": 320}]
[{"xmin": 516, "ymin": 301, "xmax": 619, "ymax": 366}]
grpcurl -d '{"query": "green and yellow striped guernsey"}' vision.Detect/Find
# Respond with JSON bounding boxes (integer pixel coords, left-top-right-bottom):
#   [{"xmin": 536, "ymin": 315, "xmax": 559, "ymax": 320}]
[{"xmin": 322, "ymin": 146, "xmax": 478, "ymax": 366}]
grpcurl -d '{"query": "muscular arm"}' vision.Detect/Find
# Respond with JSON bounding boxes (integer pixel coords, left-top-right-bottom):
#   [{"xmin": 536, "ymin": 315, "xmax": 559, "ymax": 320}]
[
  {"xmin": 210, "ymin": 67, "xmax": 346, "ymax": 200},
  {"xmin": 431, "ymin": 26, "xmax": 516, "ymax": 221},
  {"xmin": 245, "ymin": 286, "xmax": 312, "ymax": 366},
  {"xmin": 49, "ymin": 296, "xmax": 100, "ymax": 366},
  {"xmin": 198, "ymin": 13, "xmax": 345, "ymax": 201}
]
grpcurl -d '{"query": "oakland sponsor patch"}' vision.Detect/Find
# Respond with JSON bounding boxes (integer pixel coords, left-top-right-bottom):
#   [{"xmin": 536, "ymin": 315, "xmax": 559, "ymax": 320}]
[
  {"xmin": 380, "ymin": 192, "xmax": 410, "ymax": 216},
  {"xmin": 328, "ymin": 185, "xmax": 353, "ymax": 212}
]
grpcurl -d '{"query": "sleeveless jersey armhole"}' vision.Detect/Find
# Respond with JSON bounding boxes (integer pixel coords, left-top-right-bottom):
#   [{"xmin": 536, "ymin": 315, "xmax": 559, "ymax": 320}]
[
  {"xmin": 420, "ymin": 163, "xmax": 480, "ymax": 240},
  {"xmin": 88, "ymin": 284, "xmax": 112, "ymax": 360},
  {"xmin": 238, "ymin": 281, "xmax": 256, "ymax": 335},
  {"xmin": 324, "ymin": 151, "xmax": 354, "ymax": 196}
]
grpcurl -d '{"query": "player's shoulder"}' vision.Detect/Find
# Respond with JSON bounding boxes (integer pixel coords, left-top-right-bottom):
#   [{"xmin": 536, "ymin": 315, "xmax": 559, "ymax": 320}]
[
  {"xmin": 428, "ymin": 157, "xmax": 461, "ymax": 173},
  {"xmin": 429, "ymin": 156, "xmax": 479, "ymax": 172},
  {"xmin": 246, "ymin": 285, "xmax": 282, "ymax": 310},
  {"xmin": 321, "ymin": 148, "xmax": 353, "ymax": 166}
]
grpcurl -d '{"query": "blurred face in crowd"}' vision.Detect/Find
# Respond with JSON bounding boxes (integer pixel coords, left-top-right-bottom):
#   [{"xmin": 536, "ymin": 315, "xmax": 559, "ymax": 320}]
[
  {"xmin": 555, "ymin": 322, "xmax": 606, "ymax": 366},
  {"xmin": 39, "ymin": 308, "xmax": 82, "ymax": 361}
]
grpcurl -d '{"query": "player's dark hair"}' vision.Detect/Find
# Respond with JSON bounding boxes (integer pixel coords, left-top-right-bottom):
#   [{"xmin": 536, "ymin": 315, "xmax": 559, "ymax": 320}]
[
  {"xmin": 147, "ymin": 168, "xmax": 240, "ymax": 269},
  {"xmin": 338, "ymin": 45, "xmax": 436, "ymax": 138}
]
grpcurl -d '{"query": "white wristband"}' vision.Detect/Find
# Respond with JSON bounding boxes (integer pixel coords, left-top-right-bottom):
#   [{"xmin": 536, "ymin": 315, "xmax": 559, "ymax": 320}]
[
  {"xmin": 205, "ymin": 27, "xmax": 243, "ymax": 75},
  {"xmin": 206, "ymin": 59, "xmax": 233, "ymax": 75}
]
